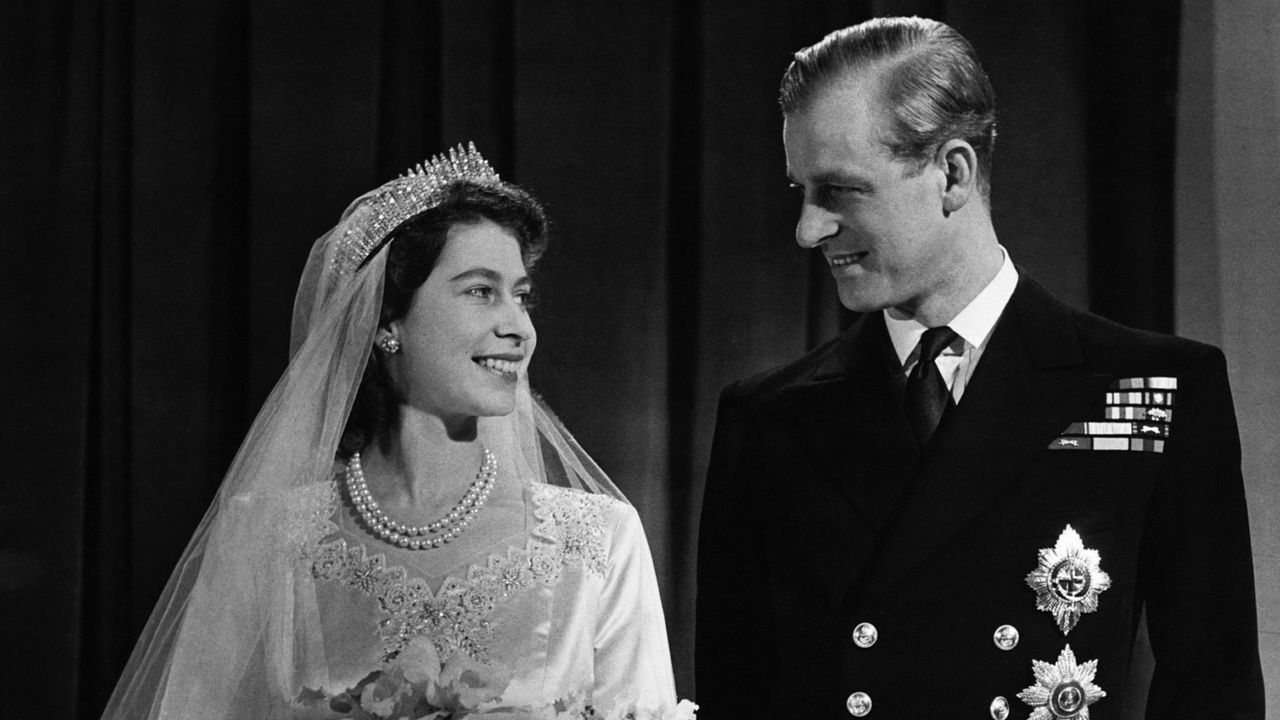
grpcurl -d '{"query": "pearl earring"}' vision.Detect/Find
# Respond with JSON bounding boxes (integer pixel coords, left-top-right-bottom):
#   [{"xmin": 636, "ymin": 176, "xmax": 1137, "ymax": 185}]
[{"xmin": 379, "ymin": 336, "xmax": 401, "ymax": 354}]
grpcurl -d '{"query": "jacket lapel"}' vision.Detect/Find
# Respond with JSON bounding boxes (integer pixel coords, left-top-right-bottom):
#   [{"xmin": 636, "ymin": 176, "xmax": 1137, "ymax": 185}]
[
  {"xmin": 764, "ymin": 313, "xmax": 919, "ymax": 532},
  {"xmin": 864, "ymin": 275, "xmax": 1114, "ymax": 602}
]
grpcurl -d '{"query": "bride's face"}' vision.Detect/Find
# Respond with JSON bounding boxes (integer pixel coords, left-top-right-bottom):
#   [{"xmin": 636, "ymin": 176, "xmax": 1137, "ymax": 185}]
[{"xmin": 383, "ymin": 218, "xmax": 536, "ymax": 421}]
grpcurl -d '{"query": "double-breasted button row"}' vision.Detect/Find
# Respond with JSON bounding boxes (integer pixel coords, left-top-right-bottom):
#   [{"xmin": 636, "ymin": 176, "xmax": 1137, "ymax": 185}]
[
  {"xmin": 843, "ymin": 622, "xmax": 1018, "ymax": 716},
  {"xmin": 846, "ymin": 623, "xmax": 876, "ymax": 715},
  {"xmin": 989, "ymin": 626, "xmax": 1017, "ymax": 717},
  {"xmin": 852, "ymin": 620, "xmax": 1018, "ymax": 650}
]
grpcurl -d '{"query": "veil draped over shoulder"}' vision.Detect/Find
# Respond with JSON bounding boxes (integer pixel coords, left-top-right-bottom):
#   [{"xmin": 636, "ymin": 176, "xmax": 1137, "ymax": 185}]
[{"xmin": 101, "ymin": 148, "xmax": 629, "ymax": 720}]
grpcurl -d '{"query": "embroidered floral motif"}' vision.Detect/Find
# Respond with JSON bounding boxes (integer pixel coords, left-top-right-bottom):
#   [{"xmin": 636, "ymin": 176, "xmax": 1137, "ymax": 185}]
[
  {"xmin": 287, "ymin": 480, "xmax": 339, "ymax": 560},
  {"xmin": 300, "ymin": 482, "xmax": 617, "ymax": 663},
  {"xmin": 529, "ymin": 483, "xmax": 612, "ymax": 578}
]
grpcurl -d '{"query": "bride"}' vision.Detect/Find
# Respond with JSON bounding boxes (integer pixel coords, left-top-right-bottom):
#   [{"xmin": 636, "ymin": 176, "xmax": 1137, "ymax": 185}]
[{"xmin": 102, "ymin": 144, "xmax": 696, "ymax": 720}]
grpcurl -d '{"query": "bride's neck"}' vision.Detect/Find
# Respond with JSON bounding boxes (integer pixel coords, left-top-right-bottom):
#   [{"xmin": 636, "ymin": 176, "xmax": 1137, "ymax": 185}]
[{"xmin": 362, "ymin": 406, "xmax": 483, "ymax": 511}]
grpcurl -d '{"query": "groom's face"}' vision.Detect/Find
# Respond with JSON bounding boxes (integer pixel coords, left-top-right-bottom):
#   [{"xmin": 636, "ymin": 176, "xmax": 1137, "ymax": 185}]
[{"xmin": 783, "ymin": 73, "xmax": 956, "ymax": 318}]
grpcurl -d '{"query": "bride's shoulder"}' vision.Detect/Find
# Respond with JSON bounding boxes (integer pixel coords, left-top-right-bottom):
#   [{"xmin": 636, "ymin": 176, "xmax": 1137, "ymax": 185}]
[
  {"xmin": 528, "ymin": 483, "xmax": 632, "ymax": 525},
  {"xmin": 219, "ymin": 471, "xmax": 341, "ymax": 549},
  {"xmin": 526, "ymin": 484, "xmax": 639, "ymax": 568},
  {"xmin": 224, "ymin": 470, "xmax": 340, "ymax": 512}
]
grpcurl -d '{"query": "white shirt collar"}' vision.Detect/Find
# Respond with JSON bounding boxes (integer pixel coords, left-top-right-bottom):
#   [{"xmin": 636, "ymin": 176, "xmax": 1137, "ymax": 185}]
[{"xmin": 884, "ymin": 247, "xmax": 1019, "ymax": 365}]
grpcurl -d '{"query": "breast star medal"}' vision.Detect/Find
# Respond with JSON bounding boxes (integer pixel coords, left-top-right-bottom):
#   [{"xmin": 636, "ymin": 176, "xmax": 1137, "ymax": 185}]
[
  {"xmin": 1017, "ymin": 645, "xmax": 1106, "ymax": 720},
  {"xmin": 1025, "ymin": 525, "xmax": 1111, "ymax": 634}
]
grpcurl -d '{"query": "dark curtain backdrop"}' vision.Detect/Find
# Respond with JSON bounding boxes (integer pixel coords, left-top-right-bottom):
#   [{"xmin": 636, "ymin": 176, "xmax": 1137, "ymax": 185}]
[{"xmin": 0, "ymin": 1, "xmax": 1179, "ymax": 717}]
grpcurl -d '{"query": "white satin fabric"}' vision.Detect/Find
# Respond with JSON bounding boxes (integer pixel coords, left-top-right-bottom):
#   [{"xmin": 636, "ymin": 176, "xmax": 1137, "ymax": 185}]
[
  {"xmin": 294, "ymin": 477, "xmax": 684, "ymax": 718},
  {"xmin": 152, "ymin": 470, "xmax": 691, "ymax": 720},
  {"xmin": 102, "ymin": 163, "xmax": 695, "ymax": 720}
]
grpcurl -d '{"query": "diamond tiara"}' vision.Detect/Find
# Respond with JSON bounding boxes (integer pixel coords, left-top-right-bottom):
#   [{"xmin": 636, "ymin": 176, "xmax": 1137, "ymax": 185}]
[{"xmin": 332, "ymin": 142, "xmax": 502, "ymax": 275}]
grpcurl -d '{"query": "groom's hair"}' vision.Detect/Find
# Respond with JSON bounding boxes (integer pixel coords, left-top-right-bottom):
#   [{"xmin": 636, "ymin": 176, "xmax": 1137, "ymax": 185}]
[{"xmin": 778, "ymin": 16, "xmax": 997, "ymax": 198}]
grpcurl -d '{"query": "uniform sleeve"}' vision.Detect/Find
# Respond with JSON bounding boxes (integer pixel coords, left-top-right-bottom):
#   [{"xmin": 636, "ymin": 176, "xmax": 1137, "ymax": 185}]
[
  {"xmin": 593, "ymin": 501, "xmax": 694, "ymax": 718},
  {"xmin": 694, "ymin": 383, "xmax": 775, "ymax": 719},
  {"xmin": 1142, "ymin": 346, "xmax": 1264, "ymax": 719}
]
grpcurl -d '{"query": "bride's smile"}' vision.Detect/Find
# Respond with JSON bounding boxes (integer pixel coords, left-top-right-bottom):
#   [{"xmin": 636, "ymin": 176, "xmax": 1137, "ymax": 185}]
[{"xmin": 379, "ymin": 217, "xmax": 536, "ymax": 421}]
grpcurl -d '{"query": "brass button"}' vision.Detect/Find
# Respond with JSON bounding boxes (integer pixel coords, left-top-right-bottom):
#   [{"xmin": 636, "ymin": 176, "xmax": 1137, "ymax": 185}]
[
  {"xmin": 852, "ymin": 622, "xmax": 878, "ymax": 648},
  {"xmin": 989, "ymin": 695, "xmax": 1010, "ymax": 720},
  {"xmin": 993, "ymin": 624, "xmax": 1020, "ymax": 651},
  {"xmin": 845, "ymin": 691, "xmax": 872, "ymax": 717}
]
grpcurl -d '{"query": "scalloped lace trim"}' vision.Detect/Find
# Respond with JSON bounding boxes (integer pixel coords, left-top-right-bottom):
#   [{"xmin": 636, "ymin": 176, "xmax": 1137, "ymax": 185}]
[{"xmin": 293, "ymin": 481, "xmax": 616, "ymax": 662}]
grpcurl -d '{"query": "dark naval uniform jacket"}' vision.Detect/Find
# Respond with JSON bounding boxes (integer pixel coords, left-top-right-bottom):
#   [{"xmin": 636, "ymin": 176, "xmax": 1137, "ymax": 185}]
[{"xmin": 694, "ymin": 273, "xmax": 1263, "ymax": 719}]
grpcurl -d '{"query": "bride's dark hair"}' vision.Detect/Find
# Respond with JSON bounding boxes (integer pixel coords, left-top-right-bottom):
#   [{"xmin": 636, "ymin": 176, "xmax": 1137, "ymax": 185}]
[{"xmin": 338, "ymin": 180, "xmax": 549, "ymax": 458}]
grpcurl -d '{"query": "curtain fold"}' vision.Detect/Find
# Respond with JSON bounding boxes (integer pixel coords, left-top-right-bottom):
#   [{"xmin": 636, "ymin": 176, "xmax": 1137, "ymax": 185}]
[{"xmin": 78, "ymin": 0, "xmax": 136, "ymax": 713}]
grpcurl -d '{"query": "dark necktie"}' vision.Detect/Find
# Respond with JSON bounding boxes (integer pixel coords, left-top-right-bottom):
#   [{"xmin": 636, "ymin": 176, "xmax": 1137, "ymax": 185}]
[{"xmin": 905, "ymin": 325, "xmax": 959, "ymax": 447}]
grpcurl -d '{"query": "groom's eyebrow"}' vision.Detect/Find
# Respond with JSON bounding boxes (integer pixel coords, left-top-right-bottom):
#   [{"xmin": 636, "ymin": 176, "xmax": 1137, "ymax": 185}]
[{"xmin": 798, "ymin": 169, "xmax": 869, "ymax": 186}]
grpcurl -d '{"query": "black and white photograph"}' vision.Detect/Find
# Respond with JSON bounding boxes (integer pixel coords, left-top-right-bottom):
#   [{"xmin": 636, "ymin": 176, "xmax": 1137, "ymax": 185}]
[{"xmin": 2, "ymin": 1, "xmax": 1276, "ymax": 718}]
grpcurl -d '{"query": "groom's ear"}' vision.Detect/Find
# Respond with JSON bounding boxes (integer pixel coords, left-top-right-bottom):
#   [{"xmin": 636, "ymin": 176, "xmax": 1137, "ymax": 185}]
[{"xmin": 937, "ymin": 139, "xmax": 978, "ymax": 216}]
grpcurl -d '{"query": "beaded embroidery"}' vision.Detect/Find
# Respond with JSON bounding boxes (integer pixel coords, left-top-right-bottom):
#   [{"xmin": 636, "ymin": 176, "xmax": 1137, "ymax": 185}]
[
  {"xmin": 529, "ymin": 482, "xmax": 611, "ymax": 577},
  {"xmin": 298, "ymin": 481, "xmax": 617, "ymax": 662},
  {"xmin": 287, "ymin": 481, "xmax": 340, "ymax": 557}
]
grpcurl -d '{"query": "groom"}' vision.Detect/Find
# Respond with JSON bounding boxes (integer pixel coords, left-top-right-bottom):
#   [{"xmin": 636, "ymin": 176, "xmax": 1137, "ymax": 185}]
[{"xmin": 695, "ymin": 16, "xmax": 1263, "ymax": 719}]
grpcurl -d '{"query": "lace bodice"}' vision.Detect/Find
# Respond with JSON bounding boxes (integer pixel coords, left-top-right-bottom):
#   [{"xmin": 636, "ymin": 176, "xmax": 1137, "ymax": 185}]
[
  {"xmin": 279, "ymin": 477, "xmax": 692, "ymax": 718},
  {"xmin": 296, "ymin": 480, "xmax": 617, "ymax": 663}
]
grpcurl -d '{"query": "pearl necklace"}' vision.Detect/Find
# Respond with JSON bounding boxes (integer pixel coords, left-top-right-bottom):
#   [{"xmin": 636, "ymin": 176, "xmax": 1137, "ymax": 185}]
[{"xmin": 345, "ymin": 447, "xmax": 497, "ymax": 550}]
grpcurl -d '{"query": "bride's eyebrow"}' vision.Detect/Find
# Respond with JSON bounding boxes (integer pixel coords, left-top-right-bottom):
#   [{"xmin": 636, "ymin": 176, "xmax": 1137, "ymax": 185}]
[
  {"xmin": 449, "ymin": 268, "xmax": 532, "ymax": 287},
  {"xmin": 449, "ymin": 268, "xmax": 502, "ymax": 283}
]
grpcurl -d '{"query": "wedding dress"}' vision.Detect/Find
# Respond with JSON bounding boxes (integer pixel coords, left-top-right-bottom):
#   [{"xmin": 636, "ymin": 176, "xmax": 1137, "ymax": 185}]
[{"xmin": 101, "ymin": 145, "xmax": 696, "ymax": 720}]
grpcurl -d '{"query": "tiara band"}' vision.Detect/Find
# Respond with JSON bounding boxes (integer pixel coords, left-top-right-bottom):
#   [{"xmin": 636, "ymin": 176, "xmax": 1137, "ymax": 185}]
[{"xmin": 332, "ymin": 142, "xmax": 502, "ymax": 275}]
